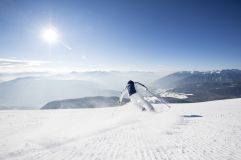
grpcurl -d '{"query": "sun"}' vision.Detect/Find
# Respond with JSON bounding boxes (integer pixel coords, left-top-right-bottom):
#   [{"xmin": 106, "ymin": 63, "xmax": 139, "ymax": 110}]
[{"xmin": 42, "ymin": 26, "xmax": 58, "ymax": 44}]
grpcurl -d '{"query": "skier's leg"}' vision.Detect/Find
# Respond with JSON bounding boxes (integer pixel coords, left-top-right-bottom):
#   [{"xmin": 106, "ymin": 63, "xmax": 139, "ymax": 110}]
[
  {"xmin": 130, "ymin": 94, "xmax": 138, "ymax": 104},
  {"xmin": 130, "ymin": 94, "xmax": 146, "ymax": 111},
  {"xmin": 136, "ymin": 94, "xmax": 155, "ymax": 112},
  {"xmin": 143, "ymin": 100, "xmax": 155, "ymax": 112}
]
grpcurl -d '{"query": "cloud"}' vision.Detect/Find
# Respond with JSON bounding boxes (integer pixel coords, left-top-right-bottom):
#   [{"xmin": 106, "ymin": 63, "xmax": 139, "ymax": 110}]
[
  {"xmin": 0, "ymin": 58, "xmax": 172, "ymax": 83},
  {"xmin": 0, "ymin": 60, "xmax": 27, "ymax": 67},
  {"xmin": 0, "ymin": 58, "xmax": 46, "ymax": 67},
  {"xmin": 0, "ymin": 58, "xmax": 51, "ymax": 74},
  {"xmin": 0, "ymin": 58, "xmax": 52, "ymax": 81}
]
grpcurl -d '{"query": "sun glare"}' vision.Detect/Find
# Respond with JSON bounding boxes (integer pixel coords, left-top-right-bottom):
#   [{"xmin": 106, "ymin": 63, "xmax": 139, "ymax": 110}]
[{"xmin": 42, "ymin": 26, "xmax": 58, "ymax": 44}]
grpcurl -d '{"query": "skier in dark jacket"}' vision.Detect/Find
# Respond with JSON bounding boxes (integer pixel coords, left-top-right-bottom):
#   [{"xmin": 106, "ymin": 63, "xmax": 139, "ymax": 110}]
[{"xmin": 119, "ymin": 80, "xmax": 155, "ymax": 111}]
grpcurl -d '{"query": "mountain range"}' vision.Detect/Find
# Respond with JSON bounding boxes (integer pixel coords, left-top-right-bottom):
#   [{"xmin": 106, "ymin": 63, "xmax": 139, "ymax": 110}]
[
  {"xmin": 152, "ymin": 69, "xmax": 241, "ymax": 102},
  {"xmin": 1, "ymin": 69, "xmax": 241, "ymax": 109},
  {"xmin": 0, "ymin": 71, "xmax": 165, "ymax": 108}
]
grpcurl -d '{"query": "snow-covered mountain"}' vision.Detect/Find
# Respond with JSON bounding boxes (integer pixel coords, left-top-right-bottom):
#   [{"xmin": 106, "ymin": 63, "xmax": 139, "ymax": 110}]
[
  {"xmin": 152, "ymin": 69, "xmax": 241, "ymax": 102},
  {"xmin": 152, "ymin": 69, "xmax": 241, "ymax": 88}
]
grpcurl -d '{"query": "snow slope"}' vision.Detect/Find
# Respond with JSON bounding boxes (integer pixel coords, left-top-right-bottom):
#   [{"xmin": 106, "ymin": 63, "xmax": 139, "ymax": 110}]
[{"xmin": 0, "ymin": 99, "xmax": 241, "ymax": 160}]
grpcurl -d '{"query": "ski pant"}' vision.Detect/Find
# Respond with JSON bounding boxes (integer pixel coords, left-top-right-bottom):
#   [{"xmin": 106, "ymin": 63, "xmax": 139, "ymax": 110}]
[{"xmin": 130, "ymin": 93, "xmax": 155, "ymax": 112}]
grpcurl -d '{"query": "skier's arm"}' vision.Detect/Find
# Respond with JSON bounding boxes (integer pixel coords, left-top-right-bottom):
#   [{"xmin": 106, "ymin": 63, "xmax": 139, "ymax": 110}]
[
  {"xmin": 134, "ymin": 82, "xmax": 148, "ymax": 90},
  {"xmin": 119, "ymin": 87, "xmax": 128, "ymax": 103}
]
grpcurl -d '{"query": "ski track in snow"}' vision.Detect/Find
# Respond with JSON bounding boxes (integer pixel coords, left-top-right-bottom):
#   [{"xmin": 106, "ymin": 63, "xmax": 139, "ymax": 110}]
[{"xmin": 0, "ymin": 99, "xmax": 241, "ymax": 160}]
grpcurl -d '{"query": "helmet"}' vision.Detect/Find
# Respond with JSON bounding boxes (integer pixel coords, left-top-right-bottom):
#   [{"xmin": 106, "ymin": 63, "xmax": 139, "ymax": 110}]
[{"xmin": 127, "ymin": 80, "xmax": 134, "ymax": 85}]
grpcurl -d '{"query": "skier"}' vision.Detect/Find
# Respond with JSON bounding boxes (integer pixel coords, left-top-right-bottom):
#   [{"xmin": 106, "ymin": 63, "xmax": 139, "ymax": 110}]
[{"xmin": 119, "ymin": 80, "xmax": 155, "ymax": 112}]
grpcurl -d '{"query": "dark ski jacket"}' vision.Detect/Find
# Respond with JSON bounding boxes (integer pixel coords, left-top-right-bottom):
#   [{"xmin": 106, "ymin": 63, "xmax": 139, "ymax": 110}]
[{"xmin": 119, "ymin": 80, "xmax": 147, "ymax": 103}]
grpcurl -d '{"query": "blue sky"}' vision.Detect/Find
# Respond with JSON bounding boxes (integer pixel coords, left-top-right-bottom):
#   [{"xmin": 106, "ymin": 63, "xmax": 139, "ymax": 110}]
[{"xmin": 0, "ymin": 0, "xmax": 241, "ymax": 72}]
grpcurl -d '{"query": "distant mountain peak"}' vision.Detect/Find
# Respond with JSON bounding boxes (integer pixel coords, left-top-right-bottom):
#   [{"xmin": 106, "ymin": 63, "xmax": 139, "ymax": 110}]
[{"xmin": 151, "ymin": 69, "xmax": 241, "ymax": 102}]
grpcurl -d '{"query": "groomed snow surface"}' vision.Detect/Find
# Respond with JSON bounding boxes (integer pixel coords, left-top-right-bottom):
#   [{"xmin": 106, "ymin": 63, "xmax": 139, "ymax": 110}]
[{"xmin": 1, "ymin": 99, "xmax": 241, "ymax": 160}]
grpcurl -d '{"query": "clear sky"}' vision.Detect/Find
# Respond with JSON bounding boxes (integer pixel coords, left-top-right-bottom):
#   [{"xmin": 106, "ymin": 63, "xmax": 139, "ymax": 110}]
[{"xmin": 0, "ymin": 0, "xmax": 241, "ymax": 73}]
